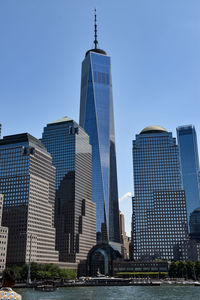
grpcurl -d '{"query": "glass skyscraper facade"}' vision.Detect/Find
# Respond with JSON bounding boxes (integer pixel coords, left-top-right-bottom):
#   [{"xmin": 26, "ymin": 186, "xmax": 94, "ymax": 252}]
[
  {"xmin": 0, "ymin": 133, "xmax": 58, "ymax": 265},
  {"xmin": 177, "ymin": 125, "xmax": 200, "ymax": 227},
  {"xmin": 189, "ymin": 207, "xmax": 200, "ymax": 241},
  {"xmin": 132, "ymin": 126, "xmax": 188, "ymax": 260},
  {"xmin": 42, "ymin": 117, "xmax": 96, "ymax": 263},
  {"xmin": 79, "ymin": 47, "xmax": 120, "ymax": 244}
]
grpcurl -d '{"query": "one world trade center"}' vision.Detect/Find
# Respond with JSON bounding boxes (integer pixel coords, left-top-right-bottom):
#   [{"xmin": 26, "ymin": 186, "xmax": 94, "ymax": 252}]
[{"xmin": 79, "ymin": 11, "xmax": 120, "ymax": 245}]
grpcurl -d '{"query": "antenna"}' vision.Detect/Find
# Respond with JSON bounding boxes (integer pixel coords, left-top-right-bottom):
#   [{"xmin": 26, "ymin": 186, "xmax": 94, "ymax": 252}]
[{"xmin": 94, "ymin": 8, "xmax": 98, "ymax": 49}]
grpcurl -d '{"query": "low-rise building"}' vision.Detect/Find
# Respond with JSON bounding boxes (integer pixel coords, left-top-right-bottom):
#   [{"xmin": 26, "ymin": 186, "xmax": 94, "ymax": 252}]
[{"xmin": 113, "ymin": 260, "xmax": 169, "ymax": 275}]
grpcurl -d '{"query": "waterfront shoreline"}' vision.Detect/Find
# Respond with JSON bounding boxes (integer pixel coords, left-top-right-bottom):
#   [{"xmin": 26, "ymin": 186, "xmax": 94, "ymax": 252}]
[{"xmin": 12, "ymin": 279, "xmax": 200, "ymax": 289}]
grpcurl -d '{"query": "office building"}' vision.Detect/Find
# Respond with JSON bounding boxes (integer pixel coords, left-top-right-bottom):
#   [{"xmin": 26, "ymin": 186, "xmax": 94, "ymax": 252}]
[
  {"xmin": 42, "ymin": 117, "xmax": 96, "ymax": 263},
  {"xmin": 177, "ymin": 125, "xmax": 200, "ymax": 227},
  {"xmin": 189, "ymin": 207, "xmax": 200, "ymax": 241},
  {"xmin": 0, "ymin": 194, "xmax": 8, "ymax": 271},
  {"xmin": 174, "ymin": 239, "xmax": 199, "ymax": 262},
  {"xmin": 119, "ymin": 211, "xmax": 130, "ymax": 259},
  {"xmin": 174, "ymin": 207, "xmax": 200, "ymax": 262},
  {"xmin": 79, "ymin": 10, "xmax": 120, "ymax": 244},
  {"xmin": 0, "ymin": 133, "xmax": 58, "ymax": 265},
  {"xmin": 132, "ymin": 126, "xmax": 188, "ymax": 260}
]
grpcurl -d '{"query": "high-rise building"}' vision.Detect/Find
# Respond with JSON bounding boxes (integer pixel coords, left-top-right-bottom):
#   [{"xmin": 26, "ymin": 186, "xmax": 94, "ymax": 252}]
[
  {"xmin": 0, "ymin": 133, "xmax": 58, "ymax": 265},
  {"xmin": 79, "ymin": 10, "xmax": 120, "ymax": 245},
  {"xmin": 174, "ymin": 207, "xmax": 200, "ymax": 262},
  {"xmin": 132, "ymin": 126, "xmax": 188, "ymax": 261},
  {"xmin": 177, "ymin": 125, "xmax": 200, "ymax": 227},
  {"xmin": 189, "ymin": 207, "xmax": 200, "ymax": 241},
  {"xmin": 42, "ymin": 117, "xmax": 96, "ymax": 263},
  {"xmin": 0, "ymin": 194, "xmax": 8, "ymax": 271},
  {"xmin": 119, "ymin": 211, "xmax": 130, "ymax": 259}
]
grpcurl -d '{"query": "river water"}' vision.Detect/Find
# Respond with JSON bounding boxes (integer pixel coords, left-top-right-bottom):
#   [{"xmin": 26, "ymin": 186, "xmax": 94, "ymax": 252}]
[{"xmin": 17, "ymin": 285, "xmax": 200, "ymax": 300}]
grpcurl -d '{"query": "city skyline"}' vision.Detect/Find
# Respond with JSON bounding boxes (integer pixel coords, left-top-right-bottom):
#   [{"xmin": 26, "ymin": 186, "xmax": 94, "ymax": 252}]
[{"xmin": 1, "ymin": 0, "xmax": 200, "ymax": 236}]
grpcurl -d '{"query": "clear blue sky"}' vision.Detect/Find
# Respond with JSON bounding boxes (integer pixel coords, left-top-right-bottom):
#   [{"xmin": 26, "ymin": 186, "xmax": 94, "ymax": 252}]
[{"xmin": 1, "ymin": 0, "xmax": 200, "ymax": 235}]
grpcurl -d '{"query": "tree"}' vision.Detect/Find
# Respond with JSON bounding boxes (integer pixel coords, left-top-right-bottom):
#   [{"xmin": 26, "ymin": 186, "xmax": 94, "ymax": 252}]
[
  {"xmin": 168, "ymin": 261, "xmax": 178, "ymax": 278},
  {"xmin": 195, "ymin": 261, "xmax": 200, "ymax": 279},
  {"xmin": 36, "ymin": 270, "xmax": 51, "ymax": 280},
  {"xmin": 177, "ymin": 261, "xmax": 187, "ymax": 278},
  {"xmin": 186, "ymin": 261, "xmax": 195, "ymax": 279},
  {"xmin": 3, "ymin": 263, "xmax": 77, "ymax": 281}
]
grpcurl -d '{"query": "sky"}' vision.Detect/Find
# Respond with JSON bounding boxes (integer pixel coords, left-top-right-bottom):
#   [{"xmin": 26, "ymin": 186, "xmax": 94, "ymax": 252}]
[{"xmin": 1, "ymin": 0, "xmax": 200, "ymax": 236}]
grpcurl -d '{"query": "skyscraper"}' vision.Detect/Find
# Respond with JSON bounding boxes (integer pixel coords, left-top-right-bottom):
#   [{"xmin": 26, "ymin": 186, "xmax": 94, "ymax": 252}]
[
  {"xmin": 132, "ymin": 126, "xmax": 188, "ymax": 260},
  {"xmin": 42, "ymin": 117, "xmax": 96, "ymax": 263},
  {"xmin": 177, "ymin": 125, "xmax": 200, "ymax": 226},
  {"xmin": 0, "ymin": 133, "xmax": 58, "ymax": 265},
  {"xmin": 79, "ymin": 10, "xmax": 120, "ymax": 245},
  {"xmin": 189, "ymin": 207, "xmax": 200, "ymax": 241}
]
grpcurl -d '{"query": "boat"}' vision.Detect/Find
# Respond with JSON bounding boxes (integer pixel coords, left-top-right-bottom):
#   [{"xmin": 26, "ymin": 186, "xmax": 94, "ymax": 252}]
[
  {"xmin": 35, "ymin": 281, "xmax": 57, "ymax": 292},
  {"xmin": 96, "ymin": 268, "xmax": 105, "ymax": 277}
]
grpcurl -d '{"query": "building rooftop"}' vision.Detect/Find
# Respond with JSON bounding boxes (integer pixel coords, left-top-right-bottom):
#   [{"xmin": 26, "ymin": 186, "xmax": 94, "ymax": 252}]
[
  {"xmin": 47, "ymin": 116, "xmax": 73, "ymax": 125},
  {"xmin": 140, "ymin": 125, "xmax": 168, "ymax": 135},
  {"xmin": 46, "ymin": 116, "xmax": 83, "ymax": 132},
  {"xmin": 85, "ymin": 48, "xmax": 107, "ymax": 57},
  {"xmin": 0, "ymin": 133, "xmax": 46, "ymax": 151}
]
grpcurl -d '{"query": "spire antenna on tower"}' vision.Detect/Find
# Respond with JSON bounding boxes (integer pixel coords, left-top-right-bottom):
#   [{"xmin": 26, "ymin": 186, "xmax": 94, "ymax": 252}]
[{"xmin": 94, "ymin": 8, "xmax": 98, "ymax": 49}]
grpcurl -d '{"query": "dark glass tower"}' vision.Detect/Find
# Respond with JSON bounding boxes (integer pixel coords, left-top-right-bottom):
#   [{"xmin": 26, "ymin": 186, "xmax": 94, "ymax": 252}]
[
  {"xmin": 79, "ymin": 11, "xmax": 120, "ymax": 244},
  {"xmin": 42, "ymin": 117, "xmax": 96, "ymax": 263},
  {"xmin": 177, "ymin": 125, "xmax": 200, "ymax": 226},
  {"xmin": 132, "ymin": 126, "xmax": 188, "ymax": 260},
  {"xmin": 189, "ymin": 207, "xmax": 200, "ymax": 241}
]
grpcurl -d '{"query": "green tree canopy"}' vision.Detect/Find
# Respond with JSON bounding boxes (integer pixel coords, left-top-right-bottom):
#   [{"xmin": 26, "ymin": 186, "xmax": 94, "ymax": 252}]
[{"xmin": 3, "ymin": 263, "xmax": 76, "ymax": 281}]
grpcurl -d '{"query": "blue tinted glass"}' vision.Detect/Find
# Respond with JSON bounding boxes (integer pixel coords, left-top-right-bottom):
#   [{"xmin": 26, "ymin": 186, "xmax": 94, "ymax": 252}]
[
  {"xmin": 79, "ymin": 51, "xmax": 120, "ymax": 243},
  {"xmin": 42, "ymin": 122, "xmax": 75, "ymax": 190},
  {"xmin": 177, "ymin": 126, "xmax": 200, "ymax": 226}
]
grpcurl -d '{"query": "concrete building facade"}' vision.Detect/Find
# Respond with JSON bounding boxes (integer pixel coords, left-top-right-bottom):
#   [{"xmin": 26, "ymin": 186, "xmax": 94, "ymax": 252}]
[
  {"xmin": 0, "ymin": 133, "xmax": 58, "ymax": 265},
  {"xmin": 0, "ymin": 194, "xmax": 8, "ymax": 271},
  {"xmin": 119, "ymin": 211, "xmax": 130, "ymax": 259}
]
